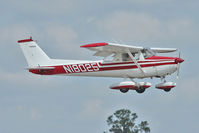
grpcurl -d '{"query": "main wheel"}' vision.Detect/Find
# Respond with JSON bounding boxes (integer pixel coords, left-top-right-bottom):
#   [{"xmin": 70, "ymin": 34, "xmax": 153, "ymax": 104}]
[
  {"xmin": 136, "ymin": 88, "xmax": 145, "ymax": 93},
  {"xmin": 164, "ymin": 88, "xmax": 171, "ymax": 92},
  {"xmin": 120, "ymin": 88, "xmax": 129, "ymax": 93}
]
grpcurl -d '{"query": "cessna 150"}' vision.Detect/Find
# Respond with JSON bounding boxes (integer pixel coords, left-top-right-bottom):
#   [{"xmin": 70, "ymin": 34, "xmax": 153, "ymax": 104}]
[{"xmin": 18, "ymin": 37, "xmax": 184, "ymax": 93}]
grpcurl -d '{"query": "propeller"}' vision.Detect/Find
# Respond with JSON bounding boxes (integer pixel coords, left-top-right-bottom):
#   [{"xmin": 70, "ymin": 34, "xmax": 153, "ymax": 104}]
[{"xmin": 176, "ymin": 52, "xmax": 181, "ymax": 79}]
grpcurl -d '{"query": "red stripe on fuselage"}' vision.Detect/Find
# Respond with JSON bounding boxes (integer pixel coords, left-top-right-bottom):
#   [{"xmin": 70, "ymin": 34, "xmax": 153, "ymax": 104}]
[
  {"xmin": 146, "ymin": 56, "xmax": 177, "ymax": 60},
  {"xmin": 100, "ymin": 60, "xmax": 172, "ymax": 66},
  {"xmin": 99, "ymin": 62, "xmax": 176, "ymax": 71},
  {"xmin": 29, "ymin": 60, "xmax": 176, "ymax": 75}
]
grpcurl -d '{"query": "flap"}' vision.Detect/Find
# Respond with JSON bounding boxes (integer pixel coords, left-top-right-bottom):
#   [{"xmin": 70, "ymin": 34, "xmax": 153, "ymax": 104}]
[{"xmin": 26, "ymin": 66, "xmax": 55, "ymax": 70}]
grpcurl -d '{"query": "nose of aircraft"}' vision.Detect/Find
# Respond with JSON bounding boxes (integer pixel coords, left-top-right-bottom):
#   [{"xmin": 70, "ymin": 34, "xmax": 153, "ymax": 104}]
[{"xmin": 175, "ymin": 58, "xmax": 184, "ymax": 63}]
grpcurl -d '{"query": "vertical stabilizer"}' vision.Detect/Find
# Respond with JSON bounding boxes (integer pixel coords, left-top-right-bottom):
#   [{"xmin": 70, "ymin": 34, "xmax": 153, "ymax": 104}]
[{"xmin": 18, "ymin": 37, "xmax": 51, "ymax": 67}]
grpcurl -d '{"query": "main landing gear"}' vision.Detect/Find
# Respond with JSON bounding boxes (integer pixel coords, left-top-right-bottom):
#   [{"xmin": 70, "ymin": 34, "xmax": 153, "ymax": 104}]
[
  {"xmin": 110, "ymin": 80, "xmax": 151, "ymax": 94},
  {"xmin": 135, "ymin": 88, "xmax": 146, "ymax": 93},
  {"xmin": 110, "ymin": 77, "xmax": 176, "ymax": 93},
  {"xmin": 120, "ymin": 88, "xmax": 129, "ymax": 93},
  {"xmin": 119, "ymin": 87, "xmax": 145, "ymax": 94}
]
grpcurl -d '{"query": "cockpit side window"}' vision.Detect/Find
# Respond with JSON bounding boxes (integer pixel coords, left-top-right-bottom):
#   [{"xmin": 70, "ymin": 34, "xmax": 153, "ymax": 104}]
[
  {"xmin": 122, "ymin": 53, "xmax": 140, "ymax": 61},
  {"xmin": 122, "ymin": 53, "xmax": 129, "ymax": 61},
  {"xmin": 122, "ymin": 53, "xmax": 133, "ymax": 61}
]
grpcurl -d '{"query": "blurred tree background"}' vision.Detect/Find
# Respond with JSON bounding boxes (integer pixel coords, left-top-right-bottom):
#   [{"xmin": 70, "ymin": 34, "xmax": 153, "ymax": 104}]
[{"xmin": 104, "ymin": 109, "xmax": 150, "ymax": 133}]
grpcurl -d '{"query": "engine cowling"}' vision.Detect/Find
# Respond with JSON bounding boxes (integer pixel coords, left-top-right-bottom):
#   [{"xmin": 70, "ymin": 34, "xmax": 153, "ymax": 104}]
[{"xmin": 155, "ymin": 82, "xmax": 176, "ymax": 92}]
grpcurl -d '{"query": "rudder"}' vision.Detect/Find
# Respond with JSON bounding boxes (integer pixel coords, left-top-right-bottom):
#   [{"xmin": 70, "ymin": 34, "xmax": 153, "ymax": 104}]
[{"xmin": 18, "ymin": 37, "xmax": 51, "ymax": 67}]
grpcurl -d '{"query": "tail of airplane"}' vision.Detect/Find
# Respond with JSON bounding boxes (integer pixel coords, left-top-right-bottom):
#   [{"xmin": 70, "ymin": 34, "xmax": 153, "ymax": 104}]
[{"xmin": 18, "ymin": 37, "xmax": 51, "ymax": 67}]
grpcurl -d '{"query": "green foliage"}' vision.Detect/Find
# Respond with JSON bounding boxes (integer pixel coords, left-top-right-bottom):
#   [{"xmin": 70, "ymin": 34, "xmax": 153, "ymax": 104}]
[{"xmin": 105, "ymin": 109, "xmax": 150, "ymax": 133}]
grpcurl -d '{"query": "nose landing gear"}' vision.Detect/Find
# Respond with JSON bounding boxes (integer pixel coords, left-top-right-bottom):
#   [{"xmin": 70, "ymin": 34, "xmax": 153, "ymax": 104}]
[{"xmin": 155, "ymin": 77, "xmax": 176, "ymax": 92}]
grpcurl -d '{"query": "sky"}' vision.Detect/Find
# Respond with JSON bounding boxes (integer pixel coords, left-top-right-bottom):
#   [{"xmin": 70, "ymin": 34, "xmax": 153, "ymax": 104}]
[{"xmin": 0, "ymin": 0, "xmax": 199, "ymax": 133}]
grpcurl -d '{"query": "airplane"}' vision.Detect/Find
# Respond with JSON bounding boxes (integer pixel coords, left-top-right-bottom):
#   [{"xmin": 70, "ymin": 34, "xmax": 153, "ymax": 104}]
[{"xmin": 18, "ymin": 37, "xmax": 184, "ymax": 93}]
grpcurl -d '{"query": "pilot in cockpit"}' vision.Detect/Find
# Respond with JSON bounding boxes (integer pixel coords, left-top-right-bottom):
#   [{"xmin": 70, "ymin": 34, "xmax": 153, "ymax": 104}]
[
  {"xmin": 122, "ymin": 53, "xmax": 131, "ymax": 61},
  {"xmin": 122, "ymin": 53, "xmax": 138, "ymax": 61}
]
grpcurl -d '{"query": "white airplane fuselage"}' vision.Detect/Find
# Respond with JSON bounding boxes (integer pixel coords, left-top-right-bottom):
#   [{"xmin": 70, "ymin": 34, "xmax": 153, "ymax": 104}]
[
  {"xmin": 29, "ymin": 57, "xmax": 180, "ymax": 79},
  {"xmin": 17, "ymin": 38, "xmax": 184, "ymax": 80},
  {"xmin": 18, "ymin": 38, "xmax": 184, "ymax": 93}
]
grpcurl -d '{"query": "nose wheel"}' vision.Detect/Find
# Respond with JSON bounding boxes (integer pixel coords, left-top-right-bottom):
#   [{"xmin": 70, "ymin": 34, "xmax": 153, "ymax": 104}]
[
  {"xmin": 156, "ymin": 77, "xmax": 176, "ymax": 92},
  {"xmin": 164, "ymin": 88, "xmax": 171, "ymax": 92}
]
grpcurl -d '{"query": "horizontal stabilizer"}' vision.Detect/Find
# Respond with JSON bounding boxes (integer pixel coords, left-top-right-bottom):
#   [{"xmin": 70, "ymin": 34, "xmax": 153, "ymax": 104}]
[{"xmin": 26, "ymin": 66, "xmax": 55, "ymax": 70}]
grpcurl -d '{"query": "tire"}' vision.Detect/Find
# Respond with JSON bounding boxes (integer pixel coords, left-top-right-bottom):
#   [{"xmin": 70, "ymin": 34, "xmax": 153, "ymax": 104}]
[
  {"xmin": 136, "ymin": 88, "xmax": 145, "ymax": 93},
  {"xmin": 164, "ymin": 88, "xmax": 171, "ymax": 92},
  {"xmin": 120, "ymin": 88, "xmax": 129, "ymax": 93}
]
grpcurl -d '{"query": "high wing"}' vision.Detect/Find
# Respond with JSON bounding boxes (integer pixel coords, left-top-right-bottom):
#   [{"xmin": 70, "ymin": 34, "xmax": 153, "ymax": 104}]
[{"xmin": 80, "ymin": 42, "xmax": 177, "ymax": 57}]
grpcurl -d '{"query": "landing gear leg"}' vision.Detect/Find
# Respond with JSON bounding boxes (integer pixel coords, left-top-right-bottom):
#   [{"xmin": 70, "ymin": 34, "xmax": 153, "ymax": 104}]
[
  {"xmin": 161, "ymin": 76, "xmax": 166, "ymax": 83},
  {"xmin": 159, "ymin": 76, "xmax": 172, "ymax": 92},
  {"xmin": 130, "ymin": 78, "xmax": 146, "ymax": 93}
]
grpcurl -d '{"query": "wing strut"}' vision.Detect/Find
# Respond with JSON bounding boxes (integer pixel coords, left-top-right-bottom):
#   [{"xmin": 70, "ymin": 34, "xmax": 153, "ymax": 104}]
[{"xmin": 127, "ymin": 50, "xmax": 145, "ymax": 76}]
